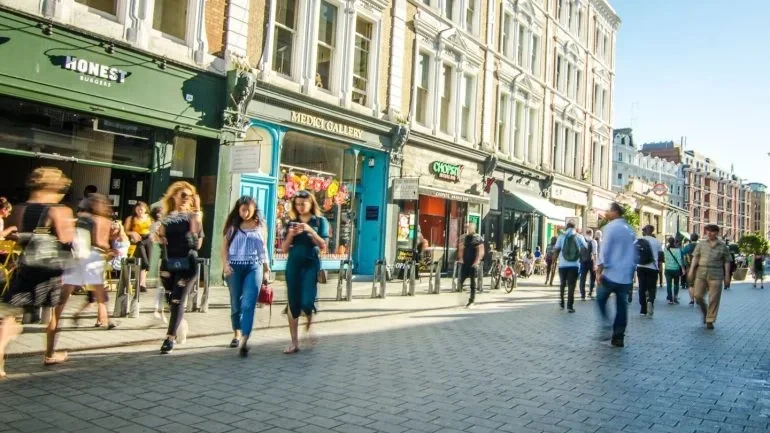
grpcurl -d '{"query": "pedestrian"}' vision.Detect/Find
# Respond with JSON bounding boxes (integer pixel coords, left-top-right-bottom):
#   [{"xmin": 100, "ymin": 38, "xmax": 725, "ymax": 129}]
[
  {"xmin": 125, "ymin": 201, "xmax": 153, "ymax": 293},
  {"xmin": 77, "ymin": 185, "xmax": 97, "ymax": 212},
  {"xmin": 281, "ymin": 190, "xmax": 329, "ymax": 354},
  {"xmin": 752, "ymin": 252, "xmax": 765, "ymax": 289},
  {"xmin": 156, "ymin": 181, "xmax": 203, "ymax": 354},
  {"xmin": 3, "ymin": 167, "xmax": 75, "ymax": 366},
  {"xmin": 65, "ymin": 193, "xmax": 117, "ymax": 330},
  {"xmin": 222, "ymin": 196, "xmax": 270, "ymax": 357},
  {"xmin": 681, "ymin": 233, "xmax": 699, "ymax": 305},
  {"xmin": 552, "ymin": 221, "xmax": 587, "ymax": 313},
  {"xmin": 596, "ymin": 202, "xmax": 637, "ymax": 347},
  {"xmin": 636, "ymin": 225, "xmax": 662, "ymax": 317},
  {"xmin": 0, "ymin": 197, "xmax": 17, "ymax": 239},
  {"xmin": 458, "ymin": 223, "xmax": 484, "ymax": 307},
  {"xmin": 687, "ymin": 224, "xmax": 731, "ymax": 329},
  {"xmin": 579, "ymin": 228, "xmax": 598, "ymax": 300},
  {"xmin": 545, "ymin": 236, "xmax": 558, "ymax": 286},
  {"xmin": 663, "ymin": 237, "xmax": 685, "ymax": 304}
]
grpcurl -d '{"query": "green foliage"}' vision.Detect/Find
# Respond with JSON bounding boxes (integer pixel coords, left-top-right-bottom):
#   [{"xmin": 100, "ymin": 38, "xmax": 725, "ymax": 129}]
[
  {"xmin": 596, "ymin": 204, "xmax": 640, "ymax": 231},
  {"xmin": 738, "ymin": 233, "xmax": 769, "ymax": 255}
]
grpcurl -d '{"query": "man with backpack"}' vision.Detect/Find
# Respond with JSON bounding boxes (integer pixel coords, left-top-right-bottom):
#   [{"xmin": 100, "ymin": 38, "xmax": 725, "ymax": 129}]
[
  {"xmin": 552, "ymin": 221, "xmax": 587, "ymax": 313},
  {"xmin": 636, "ymin": 225, "xmax": 663, "ymax": 317},
  {"xmin": 458, "ymin": 223, "xmax": 484, "ymax": 308},
  {"xmin": 579, "ymin": 228, "xmax": 598, "ymax": 300}
]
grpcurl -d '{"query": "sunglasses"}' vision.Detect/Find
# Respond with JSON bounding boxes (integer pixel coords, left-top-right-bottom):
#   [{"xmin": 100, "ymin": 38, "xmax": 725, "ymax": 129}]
[
  {"xmin": 295, "ymin": 190, "xmax": 311, "ymax": 198},
  {"xmin": 179, "ymin": 191, "xmax": 192, "ymax": 199}
]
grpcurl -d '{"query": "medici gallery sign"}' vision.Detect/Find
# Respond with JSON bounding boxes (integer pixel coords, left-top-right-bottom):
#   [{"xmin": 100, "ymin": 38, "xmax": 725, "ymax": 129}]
[{"xmin": 430, "ymin": 160, "xmax": 463, "ymax": 183}]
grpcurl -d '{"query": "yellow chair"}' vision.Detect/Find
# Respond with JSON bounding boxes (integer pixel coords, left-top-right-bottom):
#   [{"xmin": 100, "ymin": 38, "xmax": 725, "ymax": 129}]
[{"xmin": 0, "ymin": 240, "xmax": 18, "ymax": 296}]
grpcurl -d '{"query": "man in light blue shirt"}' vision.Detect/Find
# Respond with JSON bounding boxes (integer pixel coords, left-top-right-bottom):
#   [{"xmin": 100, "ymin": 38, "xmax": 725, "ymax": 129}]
[
  {"xmin": 596, "ymin": 202, "xmax": 638, "ymax": 348},
  {"xmin": 553, "ymin": 221, "xmax": 587, "ymax": 313}
]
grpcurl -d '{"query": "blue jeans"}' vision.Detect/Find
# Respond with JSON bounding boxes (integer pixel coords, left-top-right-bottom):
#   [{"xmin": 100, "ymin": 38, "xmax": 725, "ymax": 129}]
[
  {"xmin": 596, "ymin": 277, "xmax": 631, "ymax": 339},
  {"xmin": 226, "ymin": 263, "xmax": 263, "ymax": 337}
]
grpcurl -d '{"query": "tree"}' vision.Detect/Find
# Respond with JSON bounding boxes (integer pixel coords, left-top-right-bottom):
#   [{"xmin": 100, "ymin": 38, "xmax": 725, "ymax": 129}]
[
  {"xmin": 738, "ymin": 233, "xmax": 769, "ymax": 256},
  {"xmin": 598, "ymin": 204, "xmax": 639, "ymax": 231}
]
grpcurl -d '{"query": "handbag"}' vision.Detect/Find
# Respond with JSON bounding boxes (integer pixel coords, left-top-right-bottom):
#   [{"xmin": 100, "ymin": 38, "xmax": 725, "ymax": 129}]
[
  {"xmin": 17, "ymin": 206, "xmax": 71, "ymax": 278},
  {"xmin": 163, "ymin": 248, "xmax": 193, "ymax": 272},
  {"xmin": 259, "ymin": 279, "xmax": 273, "ymax": 327}
]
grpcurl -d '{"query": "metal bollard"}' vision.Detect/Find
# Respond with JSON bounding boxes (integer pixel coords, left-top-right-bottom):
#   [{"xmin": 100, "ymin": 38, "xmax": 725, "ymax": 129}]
[
  {"xmin": 113, "ymin": 257, "xmax": 136, "ymax": 318},
  {"xmin": 379, "ymin": 259, "xmax": 387, "ymax": 298},
  {"xmin": 408, "ymin": 262, "xmax": 416, "ymax": 296},
  {"xmin": 336, "ymin": 261, "xmax": 345, "ymax": 301},
  {"xmin": 433, "ymin": 261, "xmax": 441, "ymax": 294},
  {"xmin": 371, "ymin": 260, "xmax": 381, "ymax": 298},
  {"xmin": 198, "ymin": 258, "xmax": 211, "ymax": 312},
  {"xmin": 130, "ymin": 258, "xmax": 141, "ymax": 318},
  {"xmin": 451, "ymin": 261, "xmax": 461, "ymax": 292},
  {"xmin": 345, "ymin": 260, "xmax": 353, "ymax": 301},
  {"xmin": 428, "ymin": 261, "xmax": 435, "ymax": 294},
  {"xmin": 401, "ymin": 261, "xmax": 410, "ymax": 296}
]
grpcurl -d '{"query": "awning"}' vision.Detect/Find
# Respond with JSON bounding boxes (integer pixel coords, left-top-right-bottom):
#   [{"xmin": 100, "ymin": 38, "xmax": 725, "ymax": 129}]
[
  {"xmin": 504, "ymin": 191, "xmax": 574, "ymax": 222},
  {"xmin": 419, "ymin": 186, "xmax": 489, "ymax": 205}
]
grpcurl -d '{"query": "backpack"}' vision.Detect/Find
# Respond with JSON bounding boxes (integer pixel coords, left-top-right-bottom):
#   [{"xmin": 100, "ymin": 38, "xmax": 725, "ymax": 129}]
[
  {"xmin": 562, "ymin": 235, "xmax": 581, "ymax": 262},
  {"xmin": 636, "ymin": 238, "xmax": 655, "ymax": 265},
  {"xmin": 580, "ymin": 239, "xmax": 593, "ymax": 262}
]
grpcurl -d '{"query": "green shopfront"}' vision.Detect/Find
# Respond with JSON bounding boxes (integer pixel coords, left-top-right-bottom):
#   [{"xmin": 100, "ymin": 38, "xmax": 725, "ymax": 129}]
[{"xmin": 0, "ymin": 9, "xmax": 225, "ymax": 256}]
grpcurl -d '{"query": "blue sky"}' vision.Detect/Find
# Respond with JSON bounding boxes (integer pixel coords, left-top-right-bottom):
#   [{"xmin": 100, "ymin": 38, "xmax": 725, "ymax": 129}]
[{"xmin": 612, "ymin": 0, "xmax": 770, "ymax": 185}]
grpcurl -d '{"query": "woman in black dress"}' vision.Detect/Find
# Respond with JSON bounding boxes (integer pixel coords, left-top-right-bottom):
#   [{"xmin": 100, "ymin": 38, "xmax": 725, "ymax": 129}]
[{"xmin": 156, "ymin": 181, "xmax": 202, "ymax": 354}]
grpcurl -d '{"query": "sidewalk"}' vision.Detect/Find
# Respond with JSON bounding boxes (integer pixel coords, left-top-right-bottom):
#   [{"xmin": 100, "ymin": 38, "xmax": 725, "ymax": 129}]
[{"xmin": 7, "ymin": 274, "xmax": 557, "ymax": 357}]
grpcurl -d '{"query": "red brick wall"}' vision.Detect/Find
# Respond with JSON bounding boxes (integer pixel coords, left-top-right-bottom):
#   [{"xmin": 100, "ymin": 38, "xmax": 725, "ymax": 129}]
[{"xmin": 206, "ymin": 0, "xmax": 227, "ymax": 57}]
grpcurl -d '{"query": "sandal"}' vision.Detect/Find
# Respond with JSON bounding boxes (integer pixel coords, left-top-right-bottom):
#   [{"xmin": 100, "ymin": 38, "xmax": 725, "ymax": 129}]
[
  {"xmin": 283, "ymin": 346, "xmax": 299, "ymax": 355},
  {"xmin": 43, "ymin": 352, "xmax": 69, "ymax": 366}
]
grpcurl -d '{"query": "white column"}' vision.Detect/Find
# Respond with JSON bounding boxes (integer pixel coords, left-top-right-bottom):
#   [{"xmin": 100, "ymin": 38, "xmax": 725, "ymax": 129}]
[
  {"xmin": 340, "ymin": 3, "xmax": 357, "ymax": 107},
  {"xmin": 388, "ymin": 0, "xmax": 407, "ymax": 118}
]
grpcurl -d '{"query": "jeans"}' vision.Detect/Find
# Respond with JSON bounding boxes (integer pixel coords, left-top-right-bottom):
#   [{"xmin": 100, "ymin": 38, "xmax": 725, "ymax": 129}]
[
  {"xmin": 226, "ymin": 263, "xmax": 263, "ymax": 337},
  {"xmin": 558, "ymin": 267, "xmax": 579, "ymax": 308},
  {"xmin": 579, "ymin": 260, "xmax": 596, "ymax": 298},
  {"xmin": 460, "ymin": 264, "xmax": 478, "ymax": 301},
  {"xmin": 664, "ymin": 269, "xmax": 681, "ymax": 301},
  {"xmin": 637, "ymin": 267, "xmax": 658, "ymax": 313},
  {"xmin": 597, "ymin": 277, "xmax": 631, "ymax": 339}
]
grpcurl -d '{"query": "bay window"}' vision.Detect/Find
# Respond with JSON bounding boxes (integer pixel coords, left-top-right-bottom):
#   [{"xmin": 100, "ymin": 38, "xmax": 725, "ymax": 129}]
[
  {"xmin": 316, "ymin": 1, "xmax": 339, "ymax": 91},
  {"xmin": 273, "ymin": 0, "xmax": 298, "ymax": 77},
  {"xmin": 153, "ymin": 0, "xmax": 189, "ymax": 40},
  {"xmin": 352, "ymin": 17, "xmax": 373, "ymax": 105},
  {"xmin": 415, "ymin": 53, "xmax": 431, "ymax": 126}
]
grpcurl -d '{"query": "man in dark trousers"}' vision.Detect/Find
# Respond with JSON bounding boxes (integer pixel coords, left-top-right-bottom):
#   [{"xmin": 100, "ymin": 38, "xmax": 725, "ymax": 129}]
[
  {"xmin": 553, "ymin": 221, "xmax": 587, "ymax": 313},
  {"xmin": 579, "ymin": 228, "xmax": 598, "ymax": 300},
  {"xmin": 459, "ymin": 223, "xmax": 484, "ymax": 308},
  {"xmin": 636, "ymin": 225, "xmax": 663, "ymax": 317}
]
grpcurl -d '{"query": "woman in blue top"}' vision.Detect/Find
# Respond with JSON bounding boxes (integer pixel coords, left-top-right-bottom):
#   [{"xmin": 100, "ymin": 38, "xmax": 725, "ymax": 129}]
[
  {"xmin": 281, "ymin": 190, "xmax": 329, "ymax": 354},
  {"xmin": 222, "ymin": 196, "xmax": 269, "ymax": 357}
]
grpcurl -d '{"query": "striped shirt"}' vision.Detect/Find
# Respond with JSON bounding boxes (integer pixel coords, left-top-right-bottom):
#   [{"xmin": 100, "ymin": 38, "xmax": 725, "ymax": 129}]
[{"xmin": 227, "ymin": 227, "xmax": 268, "ymax": 265}]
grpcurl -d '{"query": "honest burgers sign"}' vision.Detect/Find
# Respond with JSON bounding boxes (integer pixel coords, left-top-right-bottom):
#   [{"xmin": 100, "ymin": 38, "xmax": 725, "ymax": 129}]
[
  {"xmin": 431, "ymin": 161, "xmax": 463, "ymax": 182},
  {"xmin": 290, "ymin": 111, "xmax": 364, "ymax": 139},
  {"xmin": 62, "ymin": 56, "xmax": 129, "ymax": 87}
]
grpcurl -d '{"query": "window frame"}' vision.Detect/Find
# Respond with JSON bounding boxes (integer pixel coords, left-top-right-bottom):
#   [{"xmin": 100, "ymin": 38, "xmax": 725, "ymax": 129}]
[
  {"xmin": 74, "ymin": 0, "xmax": 124, "ymax": 21},
  {"xmin": 314, "ymin": 0, "xmax": 344, "ymax": 96},
  {"xmin": 150, "ymin": 0, "xmax": 197, "ymax": 45},
  {"xmin": 459, "ymin": 72, "xmax": 476, "ymax": 142},
  {"xmin": 414, "ymin": 50, "xmax": 434, "ymax": 128},
  {"xmin": 350, "ymin": 13, "xmax": 378, "ymax": 109}
]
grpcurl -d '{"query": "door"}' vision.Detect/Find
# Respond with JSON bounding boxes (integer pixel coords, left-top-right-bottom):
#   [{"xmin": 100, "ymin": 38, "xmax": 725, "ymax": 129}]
[{"xmin": 240, "ymin": 176, "xmax": 274, "ymax": 257}]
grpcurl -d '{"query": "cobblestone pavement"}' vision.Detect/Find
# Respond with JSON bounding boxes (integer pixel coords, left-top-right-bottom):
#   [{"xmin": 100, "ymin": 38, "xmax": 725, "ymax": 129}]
[{"xmin": 1, "ymin": 281, "xmax": 769, "ymax": 433}]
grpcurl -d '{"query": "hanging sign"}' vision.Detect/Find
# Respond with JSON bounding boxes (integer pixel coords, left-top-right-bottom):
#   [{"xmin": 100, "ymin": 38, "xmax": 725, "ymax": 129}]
[
  {"xmin": 230, "ymin": 145, "xmax": 261, "ymax": 173},
  {"xmin": 392, "ymin": 177, "xmax": 419, "ymax": 200},
  {"xmin": 430, "ymin": 161, "xmax": 464, "ymax": 183}
]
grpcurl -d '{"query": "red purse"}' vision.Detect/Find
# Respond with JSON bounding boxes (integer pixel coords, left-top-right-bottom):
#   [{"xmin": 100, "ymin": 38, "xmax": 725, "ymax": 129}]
[{"xmin": 259, "ymin": 280, "xmax": 273, "ymax": 326}]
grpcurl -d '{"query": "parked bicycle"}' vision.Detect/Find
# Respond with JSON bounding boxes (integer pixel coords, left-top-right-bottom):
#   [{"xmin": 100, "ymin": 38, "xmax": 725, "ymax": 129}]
[{"xmin": 490, "ymin": 249, "xmax": 519, "ymax": 293}]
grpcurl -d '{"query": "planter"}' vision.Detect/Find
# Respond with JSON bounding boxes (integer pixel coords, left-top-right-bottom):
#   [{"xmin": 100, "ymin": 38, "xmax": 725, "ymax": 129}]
[{"xmin": 733, "ymin": 267, "xmax": 748, "ymax": 281}]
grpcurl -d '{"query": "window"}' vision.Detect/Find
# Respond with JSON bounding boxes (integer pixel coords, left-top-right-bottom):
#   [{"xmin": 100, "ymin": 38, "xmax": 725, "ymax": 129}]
[
  {"xmin": 513, "ymin": 100, "xmax": 525, "ymax": 160},
  {"xmin": 153, "ymin": 0, "xmax": 189, "ymax": 40},
  {"xmin": 516, "ymin": 24, "xmax": 526, "ymax": 67},
  {"xmin": 566, "ymin": 62, "xmax": 574, "ymax": 97},
  {"xmin": 617, "ymin": 173, "xmax": 622, "ymax": 181},
  {"xmin": 530, "ymin": 35, "xmax": 540, "ymax": 74},
  {"xmin": 555, "ymin": 55, "xmax": 564, "ymax": 92},
  {"xmin": 576, "ymin": 9, "xmax": 583, "ymax": 38},
  {"xmin": 497, "ymin": 94, "xmax": 509, "ymax": 153},
  {"xmin": 602, "ymin": 89, "xmax": 609, "ymax": 120},
  {"xmin": 575, "ymin": 69, "xmax": 583, "ymax": 104},
  {"xmin": 316, "ymin": 2, "xmax": 338, "ymax": 91},
  {"xmin": 415, "ymin": 53, "xmax": 430, "ymax": 126},
  {"xmin": 440, "ymin": 63, "xmax": 454, "ymax": 134},
  {"xmin": 603, "ymin": 35, "xmax": 610, "ymax": 59},
  {"xmin": 75, "ymin": 0, "xmax": 117, "ymax": 15},
  {"xmin": 527, "ymin": 108, "xmax": 538, "ymax": 164},
  {"xmin": 273, "ymin": 0, "xmax": 298, "ymax": 77},
  {"xmin": 465, "ymin": 0, "xmax": 476, "ymax": 33},
  {"xmin": 460, "ymin": 74, "xmax": 474, "ymax": 140},
  {"xmin": 565, "ymin": 130, "xmax": 575, "ymax": 176},
  {"xmin": 352, "ymin": 17, "xmax": 372, "ymax": 105},
  {"xmin": 552, "ymin": 122, "xmax": 564, "ymax": 172},
  {"xmin": 501, "ymin": 13, "xmax": 513, "ymax": 58},
  {"xmin": 444, "ymin": 0, "xmax": 455, "ymax": 20}
]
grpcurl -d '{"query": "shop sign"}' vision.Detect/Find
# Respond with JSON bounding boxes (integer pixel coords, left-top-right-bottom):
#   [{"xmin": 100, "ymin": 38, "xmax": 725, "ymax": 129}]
[
  {"xmin": 62, "ymin": 55, "xmax": 128, "ymax": 87},
  {"xmin": 652, "ymin": 183, "xmax": 668, "ymax": 196},
  {"xmin": 230, "ymin": 145, "xmax": 261, "ymax": 173},
  {"xmin": 551, "ymin": 185, "xmax": 588, "ymax": 206},
  {"xmin": 392, "ymin": 177, "xmax": 419, "ymax": 200},
  {"xmin": 430, "ymin": 161, "xmax": 463, "ymax": 183},
  {"xmin": 290, "ymin": 111, "xmax": 364, "ymax": 139}
]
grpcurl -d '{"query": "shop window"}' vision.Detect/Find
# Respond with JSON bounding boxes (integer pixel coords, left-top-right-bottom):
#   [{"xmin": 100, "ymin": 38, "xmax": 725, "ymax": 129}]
[
  {"xmin": 316, "ymin": 2, "xmax": 339, "ymax": 91},
  {"xmin": 273, "ymin": 0, "xmax": 298, "ymax": 77},
  {"xmin": 275, "ymin": 133, "xmax": 363, "ymax": 261},
  {"xmin": 153, "ymin": 0, "xmax": 189, "ymax": 41},
  {"xmin": 170, "ymin": 136, "xmax": 197, "ymax": 178},
  {"xmin": 352, "ymin": 17, "xmax": 373, "ymax": 105},
  {"xmin": 75, "ymin": 0, "xmax": 117, "ymax": 16}
]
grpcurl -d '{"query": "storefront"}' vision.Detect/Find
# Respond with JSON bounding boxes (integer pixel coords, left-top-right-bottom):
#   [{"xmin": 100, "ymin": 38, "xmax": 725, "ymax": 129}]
[
  {"xmin": 214, "ymin": 89, "xmax": 393, "ymax": 277},
  {"xmin": 392, "ymin": 143, "xmax": 488, "ymax": 272},
  {"xmin": 0, "ymin": 9, "xmax": 225, "ymax": 255},
  {"xmin": 547, "ymin": 177, "xmax": 588, "ymax": 239}
]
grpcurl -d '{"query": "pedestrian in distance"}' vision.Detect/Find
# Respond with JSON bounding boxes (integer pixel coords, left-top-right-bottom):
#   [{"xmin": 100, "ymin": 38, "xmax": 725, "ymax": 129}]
[
  {"xmin": 545, "ymin": 236, "xmax": 558, "ymax": 286},
  {"xmin": 752, "ymin": 251, "xmax": 765, "ymax": 289},
  {"xmin": 663, "ymin": 237, "xmax": 685, "ymax": 305},
  {"xmin": 281, "ymin": 190, "xmax": 329, "ymax": 354},
  {"xmin": 552, "ymin": 221, "xmax": 587, "ymax": 313},
  {"xmin": 459, "ymin": 223, "xmax": 484, "ymax": 308},
  {"xmin": 595, "ymin": 202, "xmax": 637, "ymax": 348},
  {"xmin": 681, "ymin": 233, "xmax": 699, "ymax": 305},
  {"xmin": 579, "ymin": 228, "xmax": 598, "ymax": 300},
  {"xmin": 125, "ymin": 201, "xmax": 153, "ymax": 293},
  {"xmin": 156, "ymin": 181, "xmax": 203, "ymax": 354},
  {"xmin": 636, "ymin": 225, "xmax": 663, "ymax": 317},
  {"xmin": 687, "ymin": 224, "xmax": 731, "ymax": 330},
  {"xmin": 222, "ymin": 196, "xmax": 270, "ymax": 357}
]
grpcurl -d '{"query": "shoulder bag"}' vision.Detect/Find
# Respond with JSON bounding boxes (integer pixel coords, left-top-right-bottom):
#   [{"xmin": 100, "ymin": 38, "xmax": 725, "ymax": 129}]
[
  {"xmin": 17, "ymin": 205, "xmax": 71, "ymax": 278},
  {"xmin": 667, "ymin": 248, "xmax": 685, "ymax": 276}
]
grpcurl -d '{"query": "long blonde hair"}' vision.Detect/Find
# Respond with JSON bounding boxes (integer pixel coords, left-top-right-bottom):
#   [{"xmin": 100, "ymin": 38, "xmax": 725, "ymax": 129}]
[
  {"xmin": 161, "ymin": 181, "xmax": 198, "ymax": 216},
  {"xmin": 288, "ymin": 190, "xmax": 321, "ymax": 220}
]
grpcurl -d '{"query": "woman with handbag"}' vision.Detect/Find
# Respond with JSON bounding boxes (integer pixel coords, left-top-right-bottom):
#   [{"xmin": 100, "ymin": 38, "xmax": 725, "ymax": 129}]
[
  {"xmin": 222, "ymin": 196, "xmax": 269, "ymax": 357},
  {"xmin": 124, "ymin": 202, "xmax": 153, "ymax": 293},
  {"xmin": 663, "ymin": 237, "xmax": 685, "ymax": 305},
  {"xmin": 281, "ymin": 190, "xmax": 329, "ymax": 354},
  {"xmin": 3, "ymin": 167, "xmax": 75, "ymax": 369},
  {"xmin": 156, "ymin": 181, "xmax": 202, "ymax": 354}
]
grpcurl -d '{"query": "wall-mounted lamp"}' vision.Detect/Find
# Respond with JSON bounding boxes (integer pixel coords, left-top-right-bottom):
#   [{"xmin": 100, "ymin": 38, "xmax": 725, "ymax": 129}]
[
  {"xmin": 40, "ymin": 21, "xmax": 53, "ymax": 36},
  {"xmin": 158, "ymin": 57, "xmax": 167, "ymax": 69},
  {"xmin": 106, "ymin": 42, "xmax": 115, "ymax": 54},
  {"xmin": 367, "ymin": 157, "xmax": 375, "ymax": 168}
]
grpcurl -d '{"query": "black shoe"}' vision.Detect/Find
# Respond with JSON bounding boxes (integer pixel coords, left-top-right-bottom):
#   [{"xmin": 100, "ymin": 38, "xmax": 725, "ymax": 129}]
[
  {"xmin": 559, "ymin": 303, "xmax": 565, "ymax": 309},
  {"xmin": 160, "ymin": 338, "xmax": 174, "ymax": 354},
  {"xmin": 139, "ymin": 286, "xmax": 148, "ymax": 293},
  {"xmin": 581, "ymin": 296, "xmax": 586, "ymax": 301},
  {"xmin": 567, "ymin": 307, "xmax": 575, "ymax": 313},
  {"xmin": 107, "ymin": 322, "xmax": 117, "ymax": 330},
  {"xmin": 706, "ymin": 322, "xmax": 715, "ymax": 330},
  {"xmin": 465, "ymin": 300, "xmax": 474, "ymax": 308},
  {"xmin": 229, "ymin": 338, "xmax": 239, "ymax": 348},
  {"xmin": 611, "ymin": 338, "xmax": 624, "ymax": 348},
  {"xmin": 239, "ymin": 346, "xmax": 249, "ymax": 357}
]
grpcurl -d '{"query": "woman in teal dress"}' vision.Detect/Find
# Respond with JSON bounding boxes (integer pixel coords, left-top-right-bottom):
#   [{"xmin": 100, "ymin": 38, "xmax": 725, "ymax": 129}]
[{"xmin": 281, "ymin": 190, "xmax": 329, "ymax": 354}]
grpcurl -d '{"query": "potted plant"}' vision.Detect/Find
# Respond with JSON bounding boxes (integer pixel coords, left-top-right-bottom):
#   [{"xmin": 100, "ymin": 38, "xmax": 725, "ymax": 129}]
[{"xmin": 735, "ymin": 233, "xmax": 769, "ymax": 281}]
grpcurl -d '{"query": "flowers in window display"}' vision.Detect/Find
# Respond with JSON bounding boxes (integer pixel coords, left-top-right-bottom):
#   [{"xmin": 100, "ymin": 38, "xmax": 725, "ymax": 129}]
[
  {"xmin": 326, "ymin": 180, "xmax": 340, "ymax": 198},
  {"xmin": 284, "ymin": 180, "xmax": 297, "ymax": 198},
  {"xmin": 277, "ymin": 185, "xmax": 286, "ymax": 199},
  {"xmin": 323, "ymin": 197, "xmax": 334, "ymax": 211}
]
